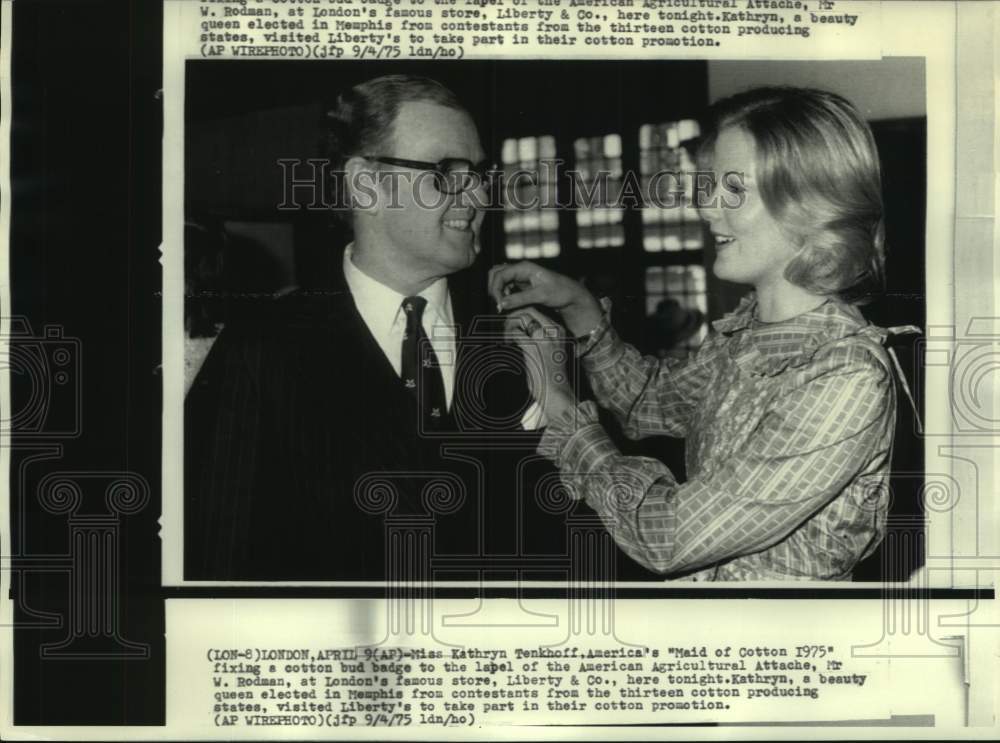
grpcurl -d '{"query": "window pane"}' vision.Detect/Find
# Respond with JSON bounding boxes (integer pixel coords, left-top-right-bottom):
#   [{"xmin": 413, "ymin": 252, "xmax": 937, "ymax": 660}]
[
  {"xmin": 501, "ymin": 135, "xmax": 560, "ymax": 260},
  {"xmin": 574, "ymin": 134, "xmax": 624, "ymax": 249},
  {"xmin": 639, "ymin": 120, "xmax": 704, "ymax": 253},
  {"xmin": 643, "ymin": 264, "xmax": 708, "ymax": 354}
]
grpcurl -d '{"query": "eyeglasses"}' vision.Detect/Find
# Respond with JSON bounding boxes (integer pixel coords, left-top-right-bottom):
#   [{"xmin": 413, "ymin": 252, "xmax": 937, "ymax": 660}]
[{"xmin": 361, "ymin": 155, "xmax": 496, "ymax": 195}]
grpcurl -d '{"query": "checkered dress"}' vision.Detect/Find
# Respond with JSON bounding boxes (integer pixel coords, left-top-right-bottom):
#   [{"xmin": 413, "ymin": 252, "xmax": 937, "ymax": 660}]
[{"xmin": 538, "ymin": 294, "xmax": 898, "ymax": 581}]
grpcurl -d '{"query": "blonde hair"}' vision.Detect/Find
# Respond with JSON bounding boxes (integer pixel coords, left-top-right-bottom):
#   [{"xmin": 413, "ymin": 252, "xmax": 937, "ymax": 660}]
[{"xmin": 703, "ymin": 87, "xmax": 885, "ymax": 304}]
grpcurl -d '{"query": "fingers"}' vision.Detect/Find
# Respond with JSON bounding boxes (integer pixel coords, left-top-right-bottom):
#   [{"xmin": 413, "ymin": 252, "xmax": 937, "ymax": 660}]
[
  {"xmin": 488, "ymin": 261, "xmax": 540, "ymax": 306},
  {"xmin": 497, "ymin": 285, "xmax": 549, "ymax": 312},
  {"xmin": 487, "ymin": 262, "xmax": 513, "ymax": 306},
  {"xmin": 503, "ymin": 307, "xmax": 542, "ymax": 344},
  {"xmin": 503, "ymin": 308, "xmax": 569, "ymax": 406},
  {"xmin": 505, "ymin": 307, "xmax": 564, "ymax": 340},
  {"xmin": 502, "ymin": 310, "xmax": 529, "ymax": 344},
  {"xmin": 504, "ymin": 307, "xmax": 566, "ymax": 362}
]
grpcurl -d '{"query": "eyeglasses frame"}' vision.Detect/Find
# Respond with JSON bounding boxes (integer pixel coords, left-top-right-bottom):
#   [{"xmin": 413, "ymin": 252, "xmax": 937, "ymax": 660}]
[{"xmin": 358, "ymin": 154, "xmax": 497, "ymax": 195}]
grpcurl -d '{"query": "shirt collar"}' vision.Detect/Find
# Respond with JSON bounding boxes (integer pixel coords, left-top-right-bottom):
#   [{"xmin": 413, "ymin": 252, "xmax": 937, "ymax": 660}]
[
  {"xmin": 343, "ymin": 243, "xmax": 451, "ymax": 331},
  {"xmin": 711, "ymin": 292, "xmax": 880, "ymax": 376}
]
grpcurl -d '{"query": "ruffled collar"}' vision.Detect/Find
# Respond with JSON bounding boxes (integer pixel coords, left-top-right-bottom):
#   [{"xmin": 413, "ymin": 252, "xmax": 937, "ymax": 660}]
[{"xmin": 710, "ymin": 293, "xmax": 889, "ymax": 377}]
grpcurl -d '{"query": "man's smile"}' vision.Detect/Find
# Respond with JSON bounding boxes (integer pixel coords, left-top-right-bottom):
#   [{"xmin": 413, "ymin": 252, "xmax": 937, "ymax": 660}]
[{"xmin": 443, "ymin": 217, "xmax": 473, "ymax": 232}]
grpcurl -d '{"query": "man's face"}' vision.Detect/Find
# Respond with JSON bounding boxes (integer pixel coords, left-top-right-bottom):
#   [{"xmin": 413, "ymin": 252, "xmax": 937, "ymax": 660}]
[{"xmin": 374, "ymin": 100, "xmax": 486, "ymax": 283}]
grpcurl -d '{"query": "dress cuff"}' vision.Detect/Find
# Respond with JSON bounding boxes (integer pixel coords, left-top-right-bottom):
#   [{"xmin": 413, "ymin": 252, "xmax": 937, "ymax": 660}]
[{"xmin": 538, "ymin": 400, "xmax": 664, "ymax": 512}]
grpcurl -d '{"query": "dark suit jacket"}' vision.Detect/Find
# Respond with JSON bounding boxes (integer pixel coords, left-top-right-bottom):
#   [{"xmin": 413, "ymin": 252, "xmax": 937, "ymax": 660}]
[{"xmin": 184, "ymin": 259, "xmax": 560, "ymax": 580}]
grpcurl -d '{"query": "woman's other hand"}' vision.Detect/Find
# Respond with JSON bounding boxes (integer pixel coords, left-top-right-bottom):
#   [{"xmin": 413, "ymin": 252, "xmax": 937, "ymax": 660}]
[
  {"xmin": 503, "ymin": 307, "xmax": 577, "ymax": 422},
  {"xmin": 488, "ymin": 261, "xmax": 603, "ymax": 339}
]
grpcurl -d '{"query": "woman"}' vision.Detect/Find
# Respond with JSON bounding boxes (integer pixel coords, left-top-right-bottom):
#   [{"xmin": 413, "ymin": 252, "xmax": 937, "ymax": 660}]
[{"xmin": 490, "ymin": 87, "xmax": 908, "ymax": 581}]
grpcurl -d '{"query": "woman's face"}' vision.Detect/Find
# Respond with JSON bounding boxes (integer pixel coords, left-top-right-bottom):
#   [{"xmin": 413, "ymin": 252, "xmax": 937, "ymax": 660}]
[{"xmin": 699, "ymin": 126, "xmax": 801, "ymax": 291}]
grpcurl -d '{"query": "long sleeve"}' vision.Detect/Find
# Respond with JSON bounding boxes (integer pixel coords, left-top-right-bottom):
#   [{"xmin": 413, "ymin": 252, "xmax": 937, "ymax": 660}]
[
  {"xmin": 579, "ymin": 299, "xmax": 719, "ymax": 440},
  {"xmin": 538, "ymin": 352, "xmax": 893, "ymax": 577}
]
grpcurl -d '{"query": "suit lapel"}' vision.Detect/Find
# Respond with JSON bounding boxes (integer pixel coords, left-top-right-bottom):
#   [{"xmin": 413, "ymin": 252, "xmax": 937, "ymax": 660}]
[
  {"xmin": 326, "ymin": 255, "xmax": 414, "ymax": 399},
  {"xmin": 327, "ymin": 253, "xmax": 498, "ymax": 426}
]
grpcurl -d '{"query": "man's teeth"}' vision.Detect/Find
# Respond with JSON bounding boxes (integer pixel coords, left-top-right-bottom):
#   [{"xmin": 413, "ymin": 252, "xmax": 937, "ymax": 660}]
[
  {"xmin": 715, "ymin": 235, "xmax": 735, "ymax": 245},
  {"xmin": 444, "ymin": 219, "xmax": 471, "ymax": 230}
]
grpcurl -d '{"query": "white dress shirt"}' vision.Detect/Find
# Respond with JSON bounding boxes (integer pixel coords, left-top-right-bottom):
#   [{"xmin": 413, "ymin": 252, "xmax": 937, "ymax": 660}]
[
  {"xmin": 343, "ymin": 244, "xmax": 457, "ymax": 410},
  {"xmin": 343, "ymin": 244, "xmax": 545, "ymax": 428}
]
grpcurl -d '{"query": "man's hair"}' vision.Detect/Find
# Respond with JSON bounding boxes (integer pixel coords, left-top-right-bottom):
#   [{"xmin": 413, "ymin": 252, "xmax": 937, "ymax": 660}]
[
  {"xmin": 325, "ymin": 75, "xmax": 467, "ymax": 218},
  {"xmin": 701, "ymin": 86, "xmax": 885, "ymax": 305}
]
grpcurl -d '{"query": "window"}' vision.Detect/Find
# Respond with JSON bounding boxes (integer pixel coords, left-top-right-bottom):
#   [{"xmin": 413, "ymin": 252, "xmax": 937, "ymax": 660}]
[
  {"xmin": 497, "ymin": 120, "xmax": 709, "ymax": 357},
  {"xmin": 501, "ymin": 136, "xmax": 560, "ymax": 260},
  {"xmin": 644, "ymin": 264, "xmax": 708, "ymax": 354},
  {"xmin": 639, "ymin": 120, "xmax": 703, "ymax": 253},
  {"xmin": 573, "ymin": 134, "xmax": 624, "ymax": 249}
]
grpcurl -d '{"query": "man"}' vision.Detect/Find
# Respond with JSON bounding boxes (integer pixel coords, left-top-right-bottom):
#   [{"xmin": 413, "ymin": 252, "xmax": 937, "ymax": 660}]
[{"xmin": 184, "ymin": 75, "xmax": 549, "ymax": 580}]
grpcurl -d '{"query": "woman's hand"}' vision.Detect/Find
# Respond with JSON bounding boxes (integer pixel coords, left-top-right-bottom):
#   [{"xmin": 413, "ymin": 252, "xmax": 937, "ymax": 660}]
[
  {"xmin": 488, "ymin": 261, "xmax": 603, "ymax": 339},
  {"xmin": 503, "ymin": 307, "xmax": 577, "ymax": 422}
]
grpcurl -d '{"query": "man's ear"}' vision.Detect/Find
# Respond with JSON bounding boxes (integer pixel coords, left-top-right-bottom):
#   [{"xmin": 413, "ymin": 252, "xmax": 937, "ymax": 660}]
[{"xmin": 344, "ymin": 155, "xmax": 380, "ymax": 215}]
